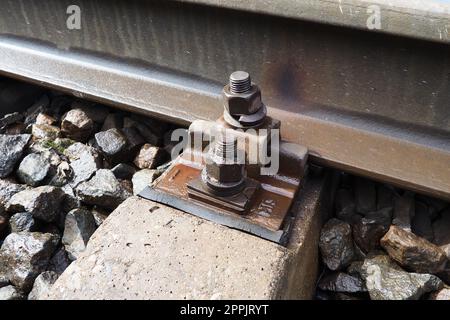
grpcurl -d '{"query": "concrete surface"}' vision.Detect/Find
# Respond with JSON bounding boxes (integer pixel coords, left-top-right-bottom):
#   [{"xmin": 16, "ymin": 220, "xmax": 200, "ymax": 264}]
[{"xmin": 47, "ymin": 172, "xmax": 330, "ymax": 300}]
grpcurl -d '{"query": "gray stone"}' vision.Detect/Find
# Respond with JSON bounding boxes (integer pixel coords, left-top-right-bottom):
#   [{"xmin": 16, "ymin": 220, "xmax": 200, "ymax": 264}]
[
  {"xmin": 319, "ymin": 218, "xmax": 355, "ymax": 271},
  {"xmin": 0, "ymin": 285, "xmax": 24, "ymax": 300},
  {"xmin": 0, "ymin": 112, "xmax": 23, "ymax": 130},
  {"xmin": 362, "ymin": 254, "xmax": 443, "ymax": 300},
  {"xmin": 119, "ymin": 179, "xmax": 133, "ymax": 195},
  {"xmin": 334, "ymin": 188, "xmax": 357, "ymax": 223},
  {"xmin": 393, "ymin": 192, "xmax": 415, "ymax": 232},
  {"xmin": 354, "ymin": 177, "xmax": 377, "ymax": 214},
  {"xmin": 40, "ymin": 149, "xmax": 61, "ymax": 168},
  {"xmin": 31, "ymin": 124, "xmax": 61, "ymax": 140},
  {"xmin": 28, "ymin": 271, "xmax": 59, "ymax": 300},
  {"xmin": 432, "ymin": 208, "xmax": 450, "ymax": 260},
  {"xmin": 134, "ymin": 143, "xmax": 165, "ymax": 169},
  {"xmin": 60, "ymin": 185, "xmax": 81, "ymax": 212},
  {"xmin": 67, "ymin": 144, "xmax": 102, "ymax": 188},
  {"xmin": 132, "ymin": 169, "xmax": 158, "ymax": 195},
  {"xmin": 318, "ymin": 272, "xmax": 366, "ymax": 293},
  {"xmin": 0, "ymin": 232, "xmax": 58, "ymax": 291},
  {"xmin": 48, "ymin": 161, "xmax": 73, "ymax": 187},
  {"xmin": 0, "ymin": 134, "xmax": 31, "ymax": 178},
  {"xmin": 112, "ymin": 163, "xmax": 136, "ymax": 180},
  {"xmin": 92, "ymin": 207, "xmax": 109, "ymax": 227},
  {"xmin": 64, "ymin": 142, "xmax": 95, "ymax": 161},
  {"xmin": 47, "ymin": 247, "xmax": 71, "ymax": 275},
  {"xmin": 24, "ymin": 95, "xmax": 49, "ymax": 126},
  {"xmin": 9, "ymin": 212, "xmax": 36, "ymax": 233},
  {"xmin": 412, "ymin": 201, "xmax": 434, "ymax": 242},
  {"xmin": 381, "ymin": 225, "xmax": 447, "ymax": 274},
  {"xmin": 6, "ymin": 186, "xmax": 65, "ymax": 223},
  {"xmin": 0, "ymin": 179, "xmax": 27, "ymax": 206},
  {"xmin": 101, "ymin": 113, "xmax": 123, "ymax": 131},
  {"xmin": 16, "ymin": 153, "xmax": 51, "ymax": 187},
  {"xmin": 61, "ymin": 109, "xmax": 94, "ymax": 142},
  {"xmin": 352, "ymin": 207, "xmax": 392, "ymax": 253},
  {"xmin": 76, "ymin": 169, "xmax": 131, "ymax": 210},
  {"xmin": 94, "ymin": 128, "xmax": 128, "ymax": 164},
  {"xmin": 62, "ymin": 209, "xmax": 97, "ymax": 260}
]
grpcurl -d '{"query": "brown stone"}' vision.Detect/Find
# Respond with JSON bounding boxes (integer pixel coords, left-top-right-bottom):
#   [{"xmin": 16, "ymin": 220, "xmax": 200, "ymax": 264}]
[
  {"xmin": 380, "ymin": 225, "xmax": 447, "ymax": 274},
  {"xmin": 352, "ymin": 207, "xmax": 391, "ymax": 253},
  {"xmin": 133, "ymin": 144, "xmax": 165, "ymax": 169},
  {"xmin": 4, "ymin": 123, "xmax": 26, "ymax": 135},
  {"xmin": 35, "ymin": 113, "xmax": 56, "ymax": 126},
  {"xmin": 61, "ymin": 109, "xmax": 94, "ymax": 142},
  {"xmin": 318, "ymin": 272, "xmax": 367, "ymax": 293}
]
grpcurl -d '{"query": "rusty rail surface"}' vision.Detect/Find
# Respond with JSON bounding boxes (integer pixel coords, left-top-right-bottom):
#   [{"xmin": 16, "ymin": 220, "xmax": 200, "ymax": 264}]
[{"xmin": 0, "ymin": 0, "xmax": 449, "ymax": 199}]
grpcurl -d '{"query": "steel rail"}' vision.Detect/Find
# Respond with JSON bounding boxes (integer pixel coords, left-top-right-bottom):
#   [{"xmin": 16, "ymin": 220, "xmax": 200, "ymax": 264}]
[
  {"xmin": 179, "ymin": 0, "xmax": 450, "ymax": 44},
  {"xmin": 0, "ymin": 0, "xmax": 449, "ymax": 199}
]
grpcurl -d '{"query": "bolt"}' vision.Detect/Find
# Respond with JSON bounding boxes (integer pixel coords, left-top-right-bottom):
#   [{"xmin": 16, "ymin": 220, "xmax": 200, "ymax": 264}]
[
  {"xmin": 229, "ymin": 71, "xmax": 251, "ymax": 94},
  {"xmin": 213, "ymin": 129, "xmax": 238, "ymax": 160},
  {"xmin": 202, "ymin": 128, "xmax": 245, "ymax": 196},
  {"xmin": 222, "ymin": 71, "xmax": 267, "ymax": 127}
]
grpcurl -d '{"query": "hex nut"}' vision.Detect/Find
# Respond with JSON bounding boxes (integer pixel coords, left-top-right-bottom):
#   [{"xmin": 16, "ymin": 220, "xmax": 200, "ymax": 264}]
[
  {"xmin": 205, "ymin": 160, "xmax": 244, "ymax": 184},
  {"xmin": 222, "ymin": 85, "xmax": 262, "ymax": 116}
]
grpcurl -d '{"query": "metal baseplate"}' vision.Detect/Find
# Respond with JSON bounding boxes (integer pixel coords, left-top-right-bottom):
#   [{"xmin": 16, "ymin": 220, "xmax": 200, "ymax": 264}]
[
  {"xmin": 139, "ymin": 121, "xmax": 308, "ymax": 245},
  {"xmin": 139, "ymin": 71, "xmax": 308, "ymax": 245}
]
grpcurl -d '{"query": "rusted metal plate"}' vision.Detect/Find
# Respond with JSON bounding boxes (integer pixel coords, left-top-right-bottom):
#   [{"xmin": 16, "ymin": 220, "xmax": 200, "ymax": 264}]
[
  {"xmin": 140, "ymin": 115, "xmax": 308, "ymax": 244},
  {"xmin": 0, "ymin": 0, "xmax": 449, "ymax": 199},
  {"xmin": 150, "ymin": 162, "xmax": 294, "ymax": 232}
]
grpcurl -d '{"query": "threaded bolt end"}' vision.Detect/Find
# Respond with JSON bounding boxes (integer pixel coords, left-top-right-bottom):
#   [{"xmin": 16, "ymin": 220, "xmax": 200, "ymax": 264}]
[
  {"xmin": 229, "ymin": 71, "xmax": 251, "ymax": 93},
  {"xmin": 214, "ymin": 129, "xmax": 237, "ymax": 161}
]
